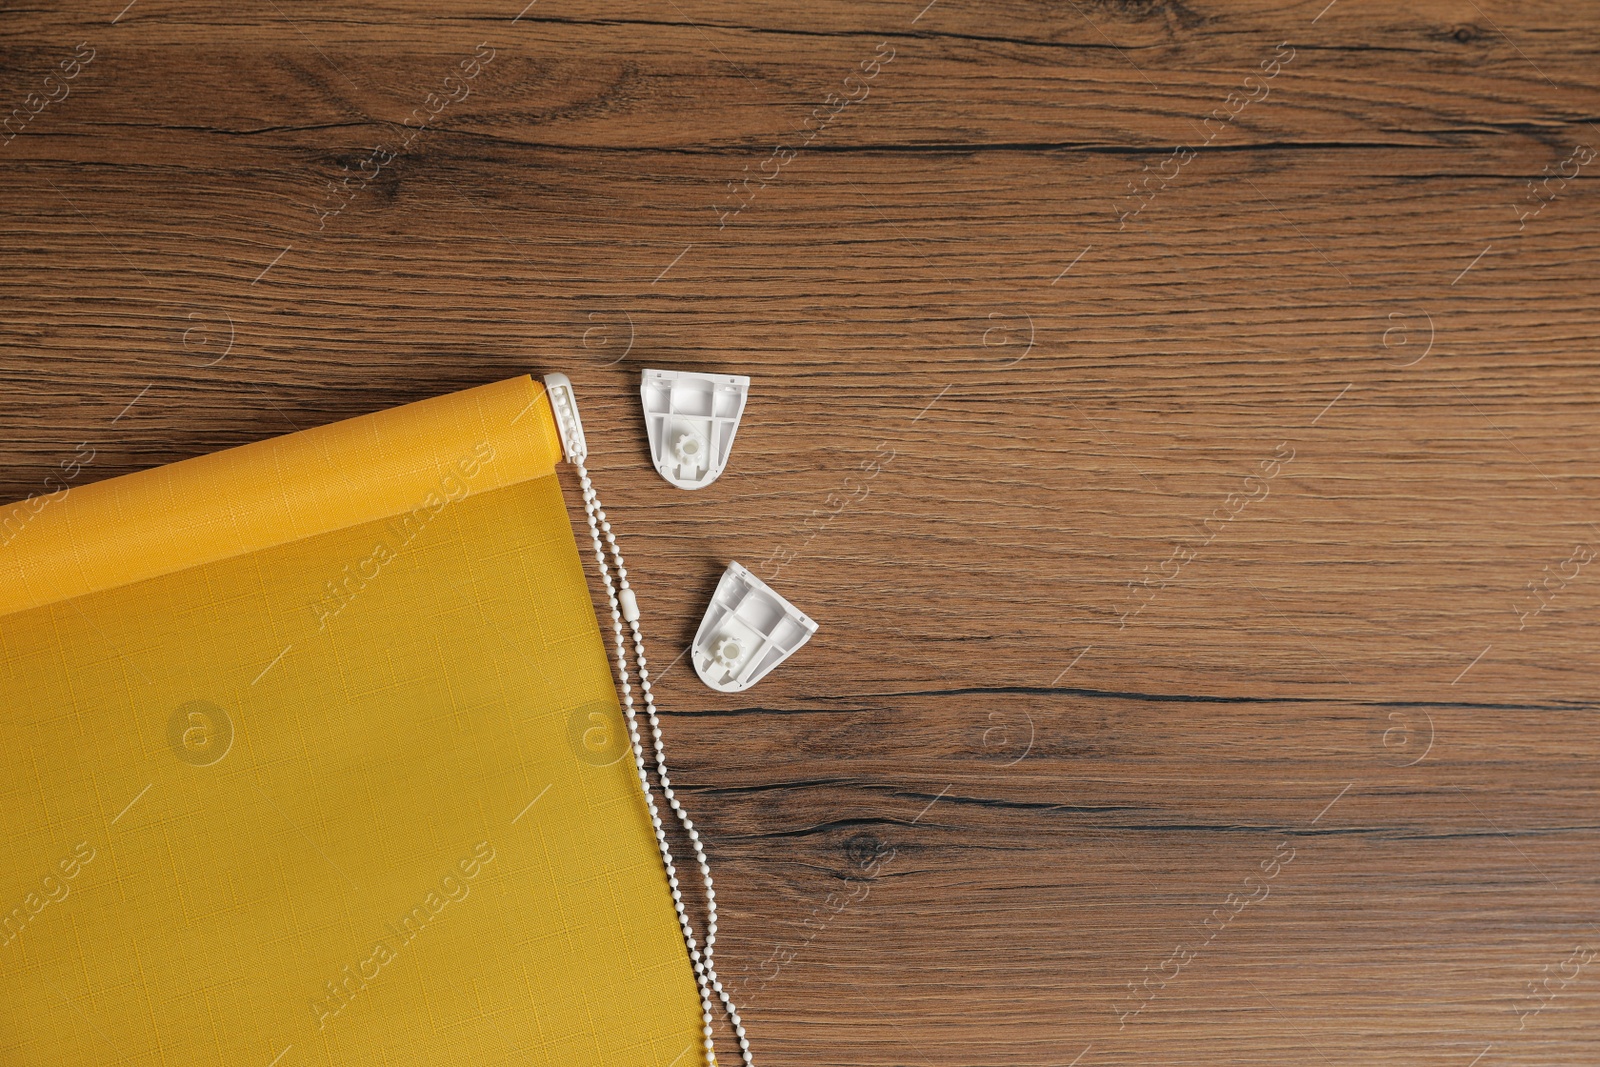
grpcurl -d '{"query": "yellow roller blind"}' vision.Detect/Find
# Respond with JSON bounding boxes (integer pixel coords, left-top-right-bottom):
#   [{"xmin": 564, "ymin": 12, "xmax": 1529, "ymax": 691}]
[{"xmin": 0, "ymin": 375, "xmax": 705, "ymax": 1066}]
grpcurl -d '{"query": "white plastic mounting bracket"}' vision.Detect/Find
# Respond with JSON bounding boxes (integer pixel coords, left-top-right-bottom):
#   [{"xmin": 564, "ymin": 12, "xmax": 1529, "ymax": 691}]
[
  {"xmin": 692, "ymin": 562, "xmax": 818, "ymax": 693},
  {"xmin": 542, "ymin": 372, "xmax": 587, "ymax": 464},
  {"xmin": 641, "ymin": 368, "xmax": 749, "ymax": 489}
]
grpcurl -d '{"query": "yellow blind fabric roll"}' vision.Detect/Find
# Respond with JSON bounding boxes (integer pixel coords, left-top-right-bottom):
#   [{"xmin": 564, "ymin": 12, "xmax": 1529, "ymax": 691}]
[{"xmin": 0, "ymin": 376, "xmax": 705, "ymax": 1066}]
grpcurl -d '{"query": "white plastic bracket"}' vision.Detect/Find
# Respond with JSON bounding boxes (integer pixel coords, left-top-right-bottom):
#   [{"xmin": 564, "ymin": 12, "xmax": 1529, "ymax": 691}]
[
  {"xmin": 542, "ymin": 372, "xmax": 587, "ymax": 464},
  {"xmin": 692, "ymin": 562, "xmax": 818, "ymax": 693},
  {"xmin": 641, "ymin": 368, "xmax": 749, "ymax": 489}
]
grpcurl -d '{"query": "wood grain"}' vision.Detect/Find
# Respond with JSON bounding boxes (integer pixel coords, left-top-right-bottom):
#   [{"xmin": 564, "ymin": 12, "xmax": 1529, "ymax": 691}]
[{"xmin": 4, "ymin": 1, "xmax": 1599, "ymax": 1063}]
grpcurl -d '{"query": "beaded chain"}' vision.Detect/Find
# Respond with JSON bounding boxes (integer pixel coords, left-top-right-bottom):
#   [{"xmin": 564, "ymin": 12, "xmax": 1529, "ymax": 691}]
[{"xmin": 574, "ymin": 460, "xmax": 755, "ymax": 1067}]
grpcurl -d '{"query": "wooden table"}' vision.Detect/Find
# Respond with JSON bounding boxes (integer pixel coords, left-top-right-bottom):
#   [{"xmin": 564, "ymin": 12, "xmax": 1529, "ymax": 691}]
[{"xmin": 4, "ymin": 1, "xmax": 1597, "ymax": 1063}]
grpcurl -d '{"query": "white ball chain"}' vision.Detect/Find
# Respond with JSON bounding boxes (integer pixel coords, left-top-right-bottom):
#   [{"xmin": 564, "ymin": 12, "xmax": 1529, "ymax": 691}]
[
  {"xmin": 587, "ymin": 475, "xmax": 755, "ymax": 1063},
  {"xmin": 575, "ymin": 461, "xmax": 755, "ymax": 1067}
]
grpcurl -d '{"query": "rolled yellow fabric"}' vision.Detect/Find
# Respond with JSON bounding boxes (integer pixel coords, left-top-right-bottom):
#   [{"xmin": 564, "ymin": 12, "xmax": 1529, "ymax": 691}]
[{"xmin": 0, "ymin": 376, "xmax": 705, "ymax": 1066}]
